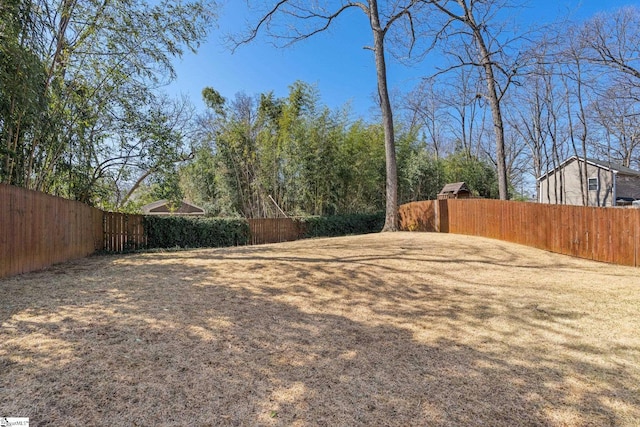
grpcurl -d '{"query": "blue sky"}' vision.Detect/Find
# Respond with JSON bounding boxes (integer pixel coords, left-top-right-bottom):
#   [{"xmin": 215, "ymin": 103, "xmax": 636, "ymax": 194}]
[{"xmin": 165, "ymin": 0, "xmax": 637, "ymax": 120}]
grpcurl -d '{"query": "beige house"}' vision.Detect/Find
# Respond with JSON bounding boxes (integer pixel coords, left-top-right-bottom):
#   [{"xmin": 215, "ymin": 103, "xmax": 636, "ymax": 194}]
[{"xmin": 538, "ymin": 157, "xmax": 640, "ymax": 207}]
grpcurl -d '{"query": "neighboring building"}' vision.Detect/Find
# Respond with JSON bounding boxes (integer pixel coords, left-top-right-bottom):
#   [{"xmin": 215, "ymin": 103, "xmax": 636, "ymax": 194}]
[
  {"xmin": 141, "ymin": 200, "xmax": 206, "ymax": 216},
  {"xmin": 437, "ymin": 182, "xmax": 472, "ymax": 200},
  {"xmin": 538, "ymin": 157, "xmax": 640, "ymax": 207}
]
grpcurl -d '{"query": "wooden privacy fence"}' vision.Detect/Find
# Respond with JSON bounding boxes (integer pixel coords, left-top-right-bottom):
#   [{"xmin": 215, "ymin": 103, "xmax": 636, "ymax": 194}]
[
  {"xmin": 1, "ymin": 184, "xmax": 312, "ymax": 278},
  {"xmin": 103, "ymin": 212, "xmax": 147, "ymax": 252},
  {"xmin": 0, "ymin": 184, "xmax": 103, "ymax": 278},
  {"xmin": 248, "ymin": 218, "xmax": 304, "ymax": 245},
  {"xmin": 399, "ymin": 199, "xmax": 640, "ymax": 267},
  {"xmin": 399, "ymin": 200, "xmax": 441, "ymax": 232}
]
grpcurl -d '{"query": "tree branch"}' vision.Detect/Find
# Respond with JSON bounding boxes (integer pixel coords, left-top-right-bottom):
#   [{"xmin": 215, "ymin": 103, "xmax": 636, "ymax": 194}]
[{"xmin": 233, "ymin": 1, "xmax": 365, "ymax": 50}]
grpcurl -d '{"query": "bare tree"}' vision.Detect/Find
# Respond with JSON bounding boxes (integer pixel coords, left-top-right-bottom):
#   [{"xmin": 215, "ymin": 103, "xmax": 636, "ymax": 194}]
[
  {"xmin": 592, "ymin": 85, "xmax": 640, "ymax": 169},
  {"xmin": 403, "ymin": 79, "xmax": 451, "ymax": 159},
  {"xmin": 508, "ymin": 81, "xmax": 543, "ymax": 197},
  {"xmin": 558, "ymin": 24, "xmax": 598, "ymax": 206},
  {"xmin": 442, "ymin": 66, "xmax": 490, "ymax": 158},
  {"xmin": 580, "ymin": 6, "xmax": 640, "ymax": 85},
  {"xmin": 507, "ymin": 55, "xmax": 562, "ymax": 201},
  {"xmin": 423, "ymin": 0, "xmax": 524, "ymax": 200},
  {"xmin": 233, "ymin": 0, "xmax": 424, "ymax": 231},
  {"xmin": 579, "ymin": 6, "xmax": 640, "ymax": 170}
]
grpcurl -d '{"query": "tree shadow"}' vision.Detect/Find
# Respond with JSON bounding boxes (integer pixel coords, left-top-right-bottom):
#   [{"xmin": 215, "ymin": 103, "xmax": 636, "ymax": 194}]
[{"xmin": 1, "ymin": 234, "xmax": 638, "ymax": 426}]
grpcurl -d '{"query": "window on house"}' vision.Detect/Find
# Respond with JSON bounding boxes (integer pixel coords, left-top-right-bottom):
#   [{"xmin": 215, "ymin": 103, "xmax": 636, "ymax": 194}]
[{"xmin": 588, "ymin": 177, "xmax": 598, "ymax": 191}]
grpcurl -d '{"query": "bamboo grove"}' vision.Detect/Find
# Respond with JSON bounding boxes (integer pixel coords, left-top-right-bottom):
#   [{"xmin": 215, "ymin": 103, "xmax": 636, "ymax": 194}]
[{"xmin": 177, "ymin": 82, "xmax": 498, "ymax": 218}]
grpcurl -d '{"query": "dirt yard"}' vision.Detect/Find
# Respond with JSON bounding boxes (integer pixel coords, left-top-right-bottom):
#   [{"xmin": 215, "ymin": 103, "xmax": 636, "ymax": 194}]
[{"xmin": 1, "ymin": 232, "xmax": 639, "ymax": 426}]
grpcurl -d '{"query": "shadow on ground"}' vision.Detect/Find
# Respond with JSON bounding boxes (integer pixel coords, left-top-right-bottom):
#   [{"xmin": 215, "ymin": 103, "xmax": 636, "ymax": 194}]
[{"xmin": 1, "ymin": 233, "xmax": 638, "ymax": 426}]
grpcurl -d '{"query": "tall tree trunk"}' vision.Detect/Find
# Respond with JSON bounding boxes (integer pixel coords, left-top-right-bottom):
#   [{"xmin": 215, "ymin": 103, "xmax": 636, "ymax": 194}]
[
  {"xmin": 472, "ymin": 26, "xmax": 509, "ymax": 200},
  {"xmin": 369, "ymin": 0, "xmax": 398, "ymax": 231}
]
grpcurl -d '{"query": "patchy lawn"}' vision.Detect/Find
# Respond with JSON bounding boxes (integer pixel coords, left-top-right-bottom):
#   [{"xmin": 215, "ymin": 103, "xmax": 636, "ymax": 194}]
[{"xmin": 1, "ymin": 232, "xmax": 639, "ymax": 426}]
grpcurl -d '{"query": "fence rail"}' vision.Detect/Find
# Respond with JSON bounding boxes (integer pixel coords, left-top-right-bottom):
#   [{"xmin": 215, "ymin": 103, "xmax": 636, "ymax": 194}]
[{"xmin": 400, "ymin": 199, "xmax": 640, "ymax": 267}]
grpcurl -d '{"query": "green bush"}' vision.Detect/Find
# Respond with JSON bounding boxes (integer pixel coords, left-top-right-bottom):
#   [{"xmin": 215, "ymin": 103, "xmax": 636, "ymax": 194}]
[
  {"xmin": 299, "ymin": 212, "xmax": 385, "ymax": 238},
  {"xmin": 143, "ymin": 216, "xmax": 250, "ymax": 249}
]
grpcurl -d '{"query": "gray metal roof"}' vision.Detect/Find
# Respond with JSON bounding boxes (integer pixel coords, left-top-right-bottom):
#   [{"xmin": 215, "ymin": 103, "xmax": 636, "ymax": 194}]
[
  {"xmin": 538, "ymin": 156, "xmax": 640, "ymax": 180},
  {"xmin": 585, "ymin": 158, "xmax": 640, "ymax": 176}
]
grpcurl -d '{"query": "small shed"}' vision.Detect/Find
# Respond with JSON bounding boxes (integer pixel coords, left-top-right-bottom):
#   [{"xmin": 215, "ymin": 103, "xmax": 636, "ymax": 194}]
[
  {"xmin": 141, "ymin": 199, "xmax": 205, "ymax": 216},
  {"xmin": 437, "ymin": 182, "xmax": 472, "ymax": 200}
]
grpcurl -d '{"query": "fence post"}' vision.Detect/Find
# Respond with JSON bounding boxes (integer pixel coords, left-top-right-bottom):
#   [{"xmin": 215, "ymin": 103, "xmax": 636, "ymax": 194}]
[
  {"xmin": 102, "ymin": 212, "xmax": 108, "ymax": 252},
  {"xmin": 437, "ymin": 199, "xmax": 449, "ymax": 233}
]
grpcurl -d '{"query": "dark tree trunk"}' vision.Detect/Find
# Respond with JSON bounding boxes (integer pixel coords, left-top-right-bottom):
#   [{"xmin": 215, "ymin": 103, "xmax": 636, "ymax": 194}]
[{"xmin": 369, "ymin": 0, "xmax": 399, "ymax": 231}]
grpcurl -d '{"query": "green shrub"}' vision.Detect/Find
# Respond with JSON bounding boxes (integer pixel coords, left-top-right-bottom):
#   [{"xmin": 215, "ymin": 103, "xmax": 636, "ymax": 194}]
[
  {"xmin": 143, "ymin": 216, "xmax": 250, "ymax": 249},
  {"xmin": 298, "ymin": 212, "xmax": 385, "ymax": 238}
]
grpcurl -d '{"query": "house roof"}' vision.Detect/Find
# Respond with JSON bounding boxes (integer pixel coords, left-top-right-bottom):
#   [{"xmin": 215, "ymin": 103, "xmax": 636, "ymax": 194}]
[
  {"xmin": 585, "ymin": 158, "xmax": 640, "ymax": 176},
  {"xmin": 141, "ymin": 199, "xmax": 205, "ymax": 215},
  {"xmin": 538, "ymin": 156, "xmax": 640, "ymax": 181},
  {"xmin": 439, "ymin": 182, "xmax": 471, "ymax": 195}
]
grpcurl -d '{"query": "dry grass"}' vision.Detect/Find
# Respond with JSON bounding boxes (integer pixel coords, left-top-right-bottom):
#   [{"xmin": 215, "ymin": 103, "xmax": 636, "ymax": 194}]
[{"xmin": 1, "ymin": 232, "xmax": 639, "ymax": 426}]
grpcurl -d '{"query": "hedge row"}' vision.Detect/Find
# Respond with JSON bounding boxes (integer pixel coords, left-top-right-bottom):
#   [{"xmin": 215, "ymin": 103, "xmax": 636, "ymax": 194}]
[
  {"xmin": 143, "ymin": 216, "xmax": 250, "ymax": 249},
  {"xmin": 299, "ymin": 212, "xmax": 385, "ymax": 238},
  {"xmin": 141, "ymin": 212, "xmax": 385, "ymax": 249}
]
